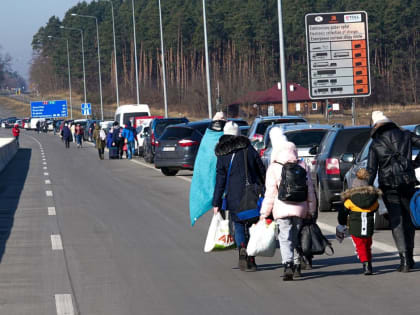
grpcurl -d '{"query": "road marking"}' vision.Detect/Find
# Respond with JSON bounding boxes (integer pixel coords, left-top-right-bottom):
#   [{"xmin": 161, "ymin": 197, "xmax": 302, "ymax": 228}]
[
  {"xmin": 51, "ymin": 234, "xmax": 63, "ymax": 250},
  {"xmin": 55, "ymin": 294, "xmax": 75, "ymax": 315},
  {"xmin": 45, "ymin": 179, "xmax": 51, "ymax": 185},
  {"xmin": 43, "ymin": 166, "xmax": 48, "ymax": 170},
  {"xmin": 43, "ymin": 162, "xmax": 47, "ymax": 165},
  {"xmin": 44, "ymin": 172, "xmax": 49, "ymax": 176},
  {"xmin": 48, "ymin": 207, "xmax": 56, "ymax": 215},
  {"xmin": 42, "ymin": 158, "xmax": 46, "ymax": 161},
  {"xmin": 130, "ymin": 159, "xmax": 192, "ymax": 183},
  {"xmin": 46, "ymin": 190, "xmax": 53, "ymax": 197}
]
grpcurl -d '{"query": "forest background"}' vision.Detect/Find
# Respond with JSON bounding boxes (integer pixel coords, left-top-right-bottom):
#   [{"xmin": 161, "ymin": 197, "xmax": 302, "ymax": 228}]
[{"xmin": 29, "ymin": 0, "xmax": 419, "ymax": 117}]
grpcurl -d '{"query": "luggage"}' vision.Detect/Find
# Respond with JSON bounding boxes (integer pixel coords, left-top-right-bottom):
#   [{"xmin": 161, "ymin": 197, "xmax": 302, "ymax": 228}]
[
  {"xmin": 299, "ymin": 219, "xmax": 334, "ymax": 256},
  {"xmin": 109, "ymin": 147, "xmax": 119, "ymax": 159},
  {"xmin": 409, "ymin": 190, "xmax": 420, "ymax": 227}
]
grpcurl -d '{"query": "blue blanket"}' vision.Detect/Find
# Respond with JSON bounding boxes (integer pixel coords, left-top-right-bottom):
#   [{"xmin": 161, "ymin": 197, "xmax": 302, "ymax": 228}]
[{"xmin": 189, "ymin": 128, "xmax": 223, "ymax": 226}]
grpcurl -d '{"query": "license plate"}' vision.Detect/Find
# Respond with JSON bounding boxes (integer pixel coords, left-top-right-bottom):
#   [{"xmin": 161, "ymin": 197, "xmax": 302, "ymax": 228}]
[{"xmin": 163, "ymin": 147, "xmax": 175, "ymax": 152}]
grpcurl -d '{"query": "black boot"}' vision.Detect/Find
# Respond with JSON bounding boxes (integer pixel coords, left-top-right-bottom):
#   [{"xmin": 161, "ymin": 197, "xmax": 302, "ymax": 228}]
[
  {"xmin": 301, "ymin": 256, "xmax": 313, "ymax": 270},
  {"xmin": 246, "ymin": 256, "xmax": 257, "ymax": 272},
  {"xmin": 283, "ymin": 262, "xmax": 294, "ymax": 281},
  {"xmin": 363, "ymin": 262, "xmax": 373, "ymax": 275},
  {"xmin": 293, "ymin": 263, "xmax": 302, "ymax": 278},
  {"xmin": 407, "ymin": 249, "xmax": 415, "ymax": 269},
  {"xmin": 238, "ymin": 247, "xmax": 247, "ymax": 271},
  {"xmin": 397, "ymin": 252, "xmax": 410, "ymax": 272}
]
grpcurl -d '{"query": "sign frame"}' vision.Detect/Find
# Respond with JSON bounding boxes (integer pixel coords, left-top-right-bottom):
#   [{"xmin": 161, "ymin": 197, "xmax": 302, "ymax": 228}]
[
  {"xmin": 30, "ymin": 100, "xmax": 68, "ymax": 118},
  {"xmin": 305, "ymin": 11, "xmax": 371, "ymax": 99},
  {"xmin": 81, "ymin": 103, "xmax": 92, "ymax": 116}
]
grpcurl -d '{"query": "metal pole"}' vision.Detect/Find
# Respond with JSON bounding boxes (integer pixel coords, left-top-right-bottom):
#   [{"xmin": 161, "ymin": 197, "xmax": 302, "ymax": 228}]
[
  {"xmin": 158, "ymin": 0, "xmax": 168, "ymax": 118},
  {"xmin": 110, "ymin": 1, "xmax": 120, "ymax": 107},
  {"xmin": 202, "ymin": 0, "xmax": 212, "ymax": 119},
  {"xmin": 94, "ymin": 18, "xmax": 104, "ymax": 120},
  {"xmin": 352, "ymin": 98, "xmax": 356, "ymax": 125},
  {"xmin": 66, "ymin": 39, "xmax": 73, "ymax": 119},
  {"xmin": 132, "ymin": 0, "xmax": 140, "ymax": 104},
  {"xmin": 81, "ymin": 30, "xmax": 87, "ymax": 109},
  {"xmin": 277, "ymin": 0, "xmax": 288, "ymax": 116}
]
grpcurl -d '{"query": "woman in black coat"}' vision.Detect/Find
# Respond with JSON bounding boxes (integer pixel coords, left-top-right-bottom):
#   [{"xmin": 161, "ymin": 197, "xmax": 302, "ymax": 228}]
[{"xmin": 212, "ymin": 121, "xmax": 265, "ymax": 271}]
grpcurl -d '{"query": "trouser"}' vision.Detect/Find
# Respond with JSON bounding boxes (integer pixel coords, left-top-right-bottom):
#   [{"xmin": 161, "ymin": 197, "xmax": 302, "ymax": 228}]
[
  {"xmin": 277, "ymin": 217, "xmax": 302, "ymax": 264},
  {"xmin": 127, "ymin": 141, "xmax": 135, "ymax": 159},
  {"xmin": 65, "ymin": 139, "xmax": 70, "ymax": 148},
  {"xmin": 382, "ymin": 186, "xmax": 416, "ymax": 253},
  {"xmin": 351, "ymin": 235, "xmax": 372, "ymax": 263},
  {"xmin": 15, "ymin": 135, "xmax": 19, "ymax": 146},
  {"xmin": 229, "ymin": 212, "xmax": 252, "ymax": 248},
  {"xmin": 97, "ymin": 147, "xmax": 104, "ymax": 159},
  {"xmin": 76, "ymin": 135, "xmax": 83, "ymax": 146}
]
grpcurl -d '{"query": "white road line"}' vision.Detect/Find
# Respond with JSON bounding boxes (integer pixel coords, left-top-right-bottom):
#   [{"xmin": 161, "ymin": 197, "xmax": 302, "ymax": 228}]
[
  {"xmin": 44, "ymin": 172, "xmax": 49, "ymax": 176},
  {"xmin": 46, "ymin": 190, "xmax": 53, "ymax": 197},
  {"xmin": 42, "ymin": 158, "xmax": 46, "ymax": 161},
  {"xmin": 51, "ymin": 234, "xmax": 63, "ymax": 250},
  {"xmin": 48, "ymin": 207, "xmax": 56, "ymax": 216},
  {"xmin": 55, "ymin": 294, "xmax": 75, "ymax": 315},
  {"xmin": 43, "ymin": 162, "xmax": 47, "ymax": 165},
  {"xmin": 43, "ymin": 166, "xmax": 48, "ymax": 170},
  {"xmin": 130, "ymin": 159, "xmax": 192, "ymax": 183},
  {"xmin": 45, "ymin": 179, "xmax": 51, "ymax": 185}
]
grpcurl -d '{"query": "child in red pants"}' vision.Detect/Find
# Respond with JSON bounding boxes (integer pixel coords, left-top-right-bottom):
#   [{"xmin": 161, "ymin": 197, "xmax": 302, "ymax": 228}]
[{"xmin": 336, "ymin": 169, "xmax": 382, "ymax": 275}]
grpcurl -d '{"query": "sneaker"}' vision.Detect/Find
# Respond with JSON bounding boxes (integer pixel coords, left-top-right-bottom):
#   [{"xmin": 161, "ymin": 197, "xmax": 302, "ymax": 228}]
[{"xmin": 283, "ymin": 262, "xmax": 294, "ymax": 281}]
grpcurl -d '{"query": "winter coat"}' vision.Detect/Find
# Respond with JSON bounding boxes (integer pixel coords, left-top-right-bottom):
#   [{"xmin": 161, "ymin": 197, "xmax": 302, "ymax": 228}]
[
  {"xmin": 12, "ymin": 126, "xmax": 20, "ymax": 137},
  {"xmin": 367, "ymin": 122, "xmax": 420, "ymax": 188},
  {"xmin": 93, "ymin": 125, "xmax": 106, "ymax": 149},
  {"xmin": 122, "ymin": 126, "xmax": 135, "ymax": 142},
  {"xmin": 106, "ymin": 131, "xmax": 113, "ymax": 148},
  {"xmin": 339, "ymin": 186, "xmax": 381, "ymax": 237},
  {"xmin": 260, "ymin": 142, "xmax": 316, "ymax": 220},
  {"xmin": 212, "ymin": 135, "xmax": 265, "ymax": 213},
  {"xmin": 75, "ymin": 126, "xmax": 84, "ymax": 136},
  {"xmin": 62, "ymin": 126, "xmax": 71, "ymax": 140},
  {"xmin": 111, "ymin": 127, "xmax": 121, "ymax": 146}
]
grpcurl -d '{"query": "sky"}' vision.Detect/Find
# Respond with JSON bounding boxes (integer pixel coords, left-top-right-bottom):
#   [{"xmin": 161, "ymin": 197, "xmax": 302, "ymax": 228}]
[{"xmin": 0, "ymin": 0, "xmax": 92, "ymax": 81}]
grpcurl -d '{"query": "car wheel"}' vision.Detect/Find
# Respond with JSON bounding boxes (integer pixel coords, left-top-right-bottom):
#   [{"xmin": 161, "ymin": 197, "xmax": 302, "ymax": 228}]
[
  {"xmin": 144, "ymin": 150, "xmax": 153, "ymax": 163},
  {"xmin": 318, "ymin": 181, "xmax": 331, "ymax": 212},
  {"xmin": 161, "ymin": 168, "xmax": 178, "ymax": 176}
]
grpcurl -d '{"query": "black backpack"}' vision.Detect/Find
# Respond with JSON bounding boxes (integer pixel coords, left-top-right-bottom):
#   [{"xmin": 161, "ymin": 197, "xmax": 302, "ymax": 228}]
[{"xmin": 276, "ymin": 162, "xmax": 308, "ymax": 202}]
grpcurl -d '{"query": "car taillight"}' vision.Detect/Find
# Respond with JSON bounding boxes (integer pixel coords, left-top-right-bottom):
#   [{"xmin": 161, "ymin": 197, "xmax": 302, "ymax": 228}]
[
  {"xmin": 151, "ymin": 133, "xmax": 157, "ymax": 146},
  {"xmin": 178, "ymin": 139, "xmax": 198, "ymax": 147},
  {"xmin": 155, "ymin": 140, "xmax": 159, "ymax": 147},
  {"xmin": 326, "ymin": 158, "xmax": 340, "ymax": 175},
  {"xmin": 259, "ymin": 148, "xmax": 266, "ymax": 157},
  {"xmin": 253, "ymin": 134, "xmax": 263, "ymax": 142}
]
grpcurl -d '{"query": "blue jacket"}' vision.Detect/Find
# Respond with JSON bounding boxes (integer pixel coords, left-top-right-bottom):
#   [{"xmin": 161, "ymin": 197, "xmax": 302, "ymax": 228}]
[
  {"xmin": 106, "ymin": 131, "xmax": 113, "ymax": 148},
  {"xmin": 122, "ymin": 127, "xmax": 135, "ymax": 142},
  {"xmin": 62, "ymin": 126, "xmax": 71, "ymax": 140}
]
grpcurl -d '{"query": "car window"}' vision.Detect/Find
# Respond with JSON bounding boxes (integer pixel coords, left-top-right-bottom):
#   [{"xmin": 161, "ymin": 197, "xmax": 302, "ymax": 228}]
[
  {"xmin": 332, "ymin": 129, "xmax": 371, "ymax": 155},
  {"xmin": 255, "ymin": 119, "xmax": 306, "ymax": 135},
  {"xmin": 123, "ymin": 112, "xmax": 148, "ymax": 126},
  {"xmin": 155, "ymin": 119, "xmax": 188, "ymax": 137},
  {"xmin": 319, "ymin": 130, "xmax": 334, "ymax": 154},
  {"xmin": 160, "ymin": 127, "xmax": 194, "ymax": 140},
  {"xmin": 285, "ymin": 130, "xmax": 327, "ymax": 148}
]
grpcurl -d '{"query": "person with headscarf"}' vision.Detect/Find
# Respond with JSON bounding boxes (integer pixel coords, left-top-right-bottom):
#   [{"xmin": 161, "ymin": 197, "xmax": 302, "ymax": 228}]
[
  {"xmin": 367, "ymin": 111, "xmax": 420, "ymax": 272},
  {"xmin": 93, "ymin": 124, "xmax": 106, "ymax": 160},
  {"xmin": 259, "ymin": 127, "xmax": 316, "ymax": 281}
]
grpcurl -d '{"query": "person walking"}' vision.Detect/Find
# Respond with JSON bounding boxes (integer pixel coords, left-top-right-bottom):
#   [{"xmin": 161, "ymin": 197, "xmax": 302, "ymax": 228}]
[
  {"xmin": 36, "ymin": 120, "xmax": 41, "ymax": 134},
  {"xmin": 61, "ymin": 123, "xmax": 71, "ymax": 148},
  {"xmin": 93, "ymin": 124, "xmax": 106, "ymax": 160},
  {"xmin": 12, "ymin": 123, "xmax": 20, "ymax": 146},
  {"xmin": 70, "ymin": 123, "xmax": 76, "ymax": 143},
  {"xmin": 212, "ymin": 121, "xmax": 266, "ymax": 272},
  {"xmin": 259, "ymin": 127, "xmax": 316, "ymax": 281},
  {"xmin": 111, "ymin": 122, "xmax": 122, "ymax": 159},
  {"xmin": 122, "ymin": 121, "xmax": 136, "ymax": 160},
  {"xmin": 337, "ymin": 168, "xmax": 382, "ymax": 275},
  {"xmin": 367, "ymin": 111, "xmax": 420, "ymax": 272},
  {"xmin": 106, "ymin": 127, "xmax": 114, "ymax": 149},
  {"xmin": 75, "ymin": 124, "xmax": 84, "ymax": 148}
]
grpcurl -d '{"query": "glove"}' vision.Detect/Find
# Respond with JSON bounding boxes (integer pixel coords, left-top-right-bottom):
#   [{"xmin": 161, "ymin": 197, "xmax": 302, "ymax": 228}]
[{"xmin": 336, "ymin": 224, "xmax": 348, "ymax": 243}]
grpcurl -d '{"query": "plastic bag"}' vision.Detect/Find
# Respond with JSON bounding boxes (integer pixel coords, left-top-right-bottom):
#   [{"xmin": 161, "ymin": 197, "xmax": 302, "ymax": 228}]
[
  {"xmin": 300, "ymin": 221, "xmax": 334, "ymax": 256},
  {"xmin": 204, "ymin": 213, "xmax": 235, "ymax": 252},
  {"xmin": 246, "ymin": 220, "xmax": 276, "ymax": 257}
]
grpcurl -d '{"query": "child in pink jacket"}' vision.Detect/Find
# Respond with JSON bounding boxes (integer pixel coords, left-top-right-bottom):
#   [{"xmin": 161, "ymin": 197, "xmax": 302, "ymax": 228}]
[{"xmin": 259, "ymin": 127, "xmax": 316, "ymax": 281}]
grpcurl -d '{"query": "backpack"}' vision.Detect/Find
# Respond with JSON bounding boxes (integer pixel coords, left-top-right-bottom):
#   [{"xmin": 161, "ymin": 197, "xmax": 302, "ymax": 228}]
[
  {"xmin": 409, "ymin": 190, "xmax": 420, "ymax": 228},
  {"xmin": 100, "ymin": 129, "xmax": 106, "ymax": 141},
  {"xmin": 276, "ymin": 161, "xmax": 308, "ymax": 202}
]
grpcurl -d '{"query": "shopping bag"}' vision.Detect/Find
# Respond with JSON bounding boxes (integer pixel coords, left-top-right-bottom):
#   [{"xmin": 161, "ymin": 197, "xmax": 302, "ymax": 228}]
[
  {"xmin": 299, "ymin": 220, "xmax": 334, "ymax": 256},
  {"xmin": 204, "ymin": 212, "xmax": 235, "ymax": 252},
  {"xmin": 246, "ymin": 220, "xmax": 276, "ymax": 257}
]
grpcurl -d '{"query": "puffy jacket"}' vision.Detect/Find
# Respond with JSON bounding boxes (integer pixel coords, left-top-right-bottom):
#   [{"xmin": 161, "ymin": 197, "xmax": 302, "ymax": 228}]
[
  {"xmin": 12, "ymin": 126, "xmax": 20, "ymax": 137},
  {"xmin": 122, "ymin": 127, "xmax": 135, "ymax": 142},
  {"xmin": 212, "ymin": 135, "xmax": 265, "ymax": 212},
  {"xmin": 367, "ymin": 122, "xmax": 420, "ymax": 188},
  {"xmin": 62, "ymin": 126, "xmax": 71, "ymax": 140}
]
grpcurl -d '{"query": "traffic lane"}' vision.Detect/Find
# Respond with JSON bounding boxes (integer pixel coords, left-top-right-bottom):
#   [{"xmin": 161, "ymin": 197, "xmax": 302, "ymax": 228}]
[{"xmin": 35, "ymin": 132, "xmax": 420, "ymax": 315}]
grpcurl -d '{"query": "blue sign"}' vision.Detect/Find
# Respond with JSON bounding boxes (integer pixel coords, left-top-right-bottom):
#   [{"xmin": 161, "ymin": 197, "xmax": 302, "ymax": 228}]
[
  {"xmin": 81, "ymin": 103, "xmax": 91, "ymax": 116},
  {"xmin": 31, "ymin": 100, "xmax": 68, "ymax": 118}
]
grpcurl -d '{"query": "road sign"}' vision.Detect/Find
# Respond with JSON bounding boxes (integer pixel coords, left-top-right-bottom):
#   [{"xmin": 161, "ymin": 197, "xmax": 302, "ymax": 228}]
[
  {"xmin": 31, "ymin": 100, "xmax": 68, "ymax": 118},
  {"xmin": 305, "ymin": 11, "xmax": 371, "ymax": 99},
  {"xmin": 81, "ymin": 103, "xmax": 91, "ymax": 116}
]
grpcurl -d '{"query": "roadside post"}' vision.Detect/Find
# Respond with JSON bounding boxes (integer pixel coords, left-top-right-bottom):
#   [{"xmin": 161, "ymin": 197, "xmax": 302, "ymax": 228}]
[{"xmin": 305, "ymin": 11, "xmax": 371, "ymax": 125}]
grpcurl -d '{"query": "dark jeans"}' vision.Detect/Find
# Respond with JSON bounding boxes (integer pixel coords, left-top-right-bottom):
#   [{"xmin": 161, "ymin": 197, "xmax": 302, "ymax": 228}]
[
  {"xmin": 15, "ymin": 135, "xmax": 19, "ymax": 146},
  {"xmin": 229, "ymin": 212, "xmax": 253, "ymax": 248},
  {"xmin": 97, "ymin": 148, "xmax": 104, "ymax": 159},
  {"xmin": 382, "ymin": 185, "xmax": 416, "ymax": 253},
  {"xmin": 65, "ymin": 138, "xmax": 70, "ymax": 148}
]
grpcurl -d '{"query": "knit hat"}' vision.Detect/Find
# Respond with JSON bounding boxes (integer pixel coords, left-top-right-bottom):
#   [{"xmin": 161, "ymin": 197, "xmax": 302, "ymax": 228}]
[
  {"xmin": 269, "ymin": 127, "xmax": 297, "ymax": 164},
  {"xmin": 223, "ymin": 121, "xmax": 240, "ymax": 136},
  {"xmin": 212, "ymin": 111, "xmax": 225, "ymax": 121},
  {"xmin": 372, "ymin": 111, "xmax": 391, "ymax": 126}
]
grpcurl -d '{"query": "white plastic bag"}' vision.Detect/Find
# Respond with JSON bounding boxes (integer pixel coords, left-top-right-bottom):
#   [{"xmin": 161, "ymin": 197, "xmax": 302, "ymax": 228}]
[
  {"xmin": 247, "ymin": 220, "xmax": 276, "ymax": 257},
  {"xmin": 204, "ymin": 213, "xmax": 235, "ymax": 252}
]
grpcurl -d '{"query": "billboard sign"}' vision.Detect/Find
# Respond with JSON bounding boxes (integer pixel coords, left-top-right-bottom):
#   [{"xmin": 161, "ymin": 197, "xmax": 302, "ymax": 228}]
[
  {"xmin": 31, "ymin": 100, "xmax": 68, "ymax": 118},
  {"xmin": 305, "ymin": 11, "xmax": 371, "ymax": 99}
]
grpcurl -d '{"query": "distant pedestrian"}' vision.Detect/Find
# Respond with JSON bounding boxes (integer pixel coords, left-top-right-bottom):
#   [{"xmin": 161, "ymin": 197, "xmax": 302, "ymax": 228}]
[
  {"xmin": 213, "ymin": 121, "xmax": 266, "ymax": 272},
  {"xmin": 122, "ymin": 121, "xmax": 136, "ymax": 159},
  {"xmin": 12, "ymin": 123, "xmax": 20, "ymax": 146},
  {"xmin": 367, "ymin": 111, "xmax": 420, "ymax": 272},
  {"xmin": 61, "ymin": 123, "xmax": 71, "ymax": 148},
  {"xmin": 93, "ymin": 124, "xmax": 106, "ymax": 160},
  {"xmin": 70, "ymin": 123, "xmax": 76, "ymax": 143},
  {"xmin": 106, "ymin": 127, "xmax": 114, "ymax": 148},
  {"xmin": 36, "ymin": 120, "xmax": 41, "ymax": 134},
  {"xmin": 75, "ymin": 124, "xmax": 84, "ymax": 148},
  {"xmin": 337, "ymin": 168, "xmax": 381, "ymax": 275},
  {"xmin": 259, "ymin": 127, "xmax": 316, "ymax": 281}
]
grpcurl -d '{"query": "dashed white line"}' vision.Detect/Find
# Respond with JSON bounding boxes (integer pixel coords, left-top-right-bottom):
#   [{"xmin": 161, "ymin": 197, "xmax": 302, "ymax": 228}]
[
  {"xmin": 44, "ymin": 172, "xmax": 49, "ymax": 176},
  {"xmin": 45, "ymin": 179, "xmax": 51, "ymax": 185},
  {"xmin": 48, "ymin": 207, "xmax": 56, "ymax": 216},
  {"xmin": 43, "ymin": 162, "xmax": 47, "ymax": 165},
  {"xmin": 43, "ymin": 166, "xmax": 48, "ymax": 170},
  {"xmin": 51, "ymin": 234, "xmax": 63, "ymax": 250},
  {"xmin": 46, "ymin": 190, "xmax": 53, "ymax": 197},
  {"xmin": 55, "ymin": 294, "xmax": 75, "ymax": 315}
]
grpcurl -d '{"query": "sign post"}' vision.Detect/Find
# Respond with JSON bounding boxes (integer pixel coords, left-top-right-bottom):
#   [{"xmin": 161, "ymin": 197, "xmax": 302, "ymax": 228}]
[
  {"xmin": 81, "ymin": 103, "xmax": 91, "ymax": 116},
  {"xmin": 30, "ymin": 100, "xmax": 68, "ymax": 118}
]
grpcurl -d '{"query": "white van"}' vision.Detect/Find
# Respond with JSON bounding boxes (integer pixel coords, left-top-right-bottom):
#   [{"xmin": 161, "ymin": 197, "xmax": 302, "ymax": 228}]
[
  {"xmin": 30, "ymin": 118, "xmax": 45, "ymax": 130},
  {"xmin": 114, "ymin": 104, "xmax": 151, "ymax": 127}
]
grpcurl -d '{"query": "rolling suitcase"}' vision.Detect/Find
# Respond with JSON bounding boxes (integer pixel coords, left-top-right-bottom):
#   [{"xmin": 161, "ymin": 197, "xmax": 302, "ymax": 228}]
[{"xmin": 109, "ymin": 147, "xmax": 119, "ymax": 159}]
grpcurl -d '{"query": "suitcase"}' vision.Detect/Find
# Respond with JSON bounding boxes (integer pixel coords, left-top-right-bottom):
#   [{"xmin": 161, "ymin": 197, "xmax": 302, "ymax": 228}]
[{"xmin": 109, "ymin": 147, "xmax": 119, "ymax": 159}]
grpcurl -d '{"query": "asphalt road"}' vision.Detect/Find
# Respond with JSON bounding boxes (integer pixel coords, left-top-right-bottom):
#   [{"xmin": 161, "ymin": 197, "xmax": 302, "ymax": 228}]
[{"xmin": 0, "ymin": 128, "xmax": 420, "ymax": 315}]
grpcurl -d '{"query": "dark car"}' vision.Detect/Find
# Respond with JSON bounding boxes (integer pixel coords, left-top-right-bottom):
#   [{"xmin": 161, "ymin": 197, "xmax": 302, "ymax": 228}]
[
  {"xmin": 143, "ymin": 117, "xmax": 189, "ymax": 163},
  {"xmin": 311, "ymin": 125, "xmax": 371, "ymax": 211},
  {"xmin": 154, "ymin": 120, "xmax": 211, "ymax": 176}
]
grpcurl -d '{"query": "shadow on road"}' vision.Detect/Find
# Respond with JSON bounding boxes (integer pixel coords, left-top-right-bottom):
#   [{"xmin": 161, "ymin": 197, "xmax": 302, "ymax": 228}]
[{"xmin": 0, "ymin": 148, "xmax": 31, "ymax": 263}]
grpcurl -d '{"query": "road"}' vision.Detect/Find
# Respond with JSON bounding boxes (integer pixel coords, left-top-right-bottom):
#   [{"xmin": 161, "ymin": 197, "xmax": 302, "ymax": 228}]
[{"xmin": 0, "ymin": 127, "xmax": 419, "ymax": 315}]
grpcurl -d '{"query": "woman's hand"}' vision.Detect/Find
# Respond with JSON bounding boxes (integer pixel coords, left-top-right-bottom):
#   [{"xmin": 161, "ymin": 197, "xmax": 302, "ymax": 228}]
[{"xmin": 213, "ymin": 207, "xmax": 219, "ymax": 214}]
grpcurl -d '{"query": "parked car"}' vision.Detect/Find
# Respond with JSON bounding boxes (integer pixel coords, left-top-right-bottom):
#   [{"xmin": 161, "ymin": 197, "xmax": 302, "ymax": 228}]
[
  {"xmin": 4, "ymin": 117, "xmax": 17, "ymax": 128},
  {"xmin": 248, "ymin": 115, "xmax": 307, "ymax": 145},
  {"xmin": 143, "ymin": 117, "xmax": 189, "ymax": 163},
  {"xmin": 114, "ymin": 104, "xmax": 150, "ymax": 127},
  {"xmin": 239, "ymin": 125, "xmax": 250, "ymax": 136},
  {"xmin": 259, "ymin": 123, "xmax": 331, "ymax": 169},
  {"xmin": 134, "ymin": 115, "xmax": 163, "ymax": 156},
  {"xmin": 154, "ymin": 120, "xmax": 211, "ymax": 176},
  {"xmin": 30, "ymin": 118, "xmax": 45, "ymax": 130},
  {"xmin": 311, "ymin": 125, "xmax": 371, "ymax": 211}
]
